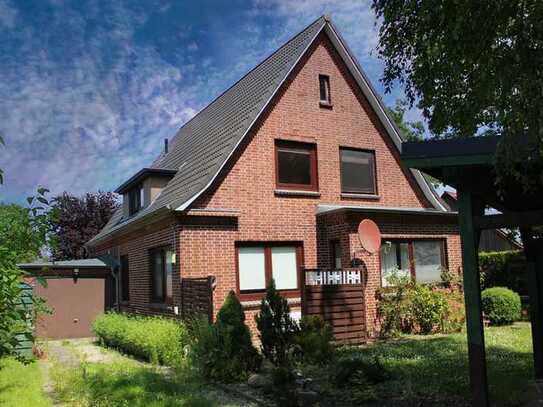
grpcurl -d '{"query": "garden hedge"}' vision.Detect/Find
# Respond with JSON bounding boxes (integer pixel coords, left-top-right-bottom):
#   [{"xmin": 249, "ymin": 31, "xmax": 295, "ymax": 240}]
[
  {"xmin": 92, "ymin": 312, "xmax": 188, "ymax": 366},
  {"xmin": 479, "ymin": 250, "xmax": 527, "ymax": 294},
  {"xmin": 481, "ymin": 287, "xmax": 521, "ymax": 325}
]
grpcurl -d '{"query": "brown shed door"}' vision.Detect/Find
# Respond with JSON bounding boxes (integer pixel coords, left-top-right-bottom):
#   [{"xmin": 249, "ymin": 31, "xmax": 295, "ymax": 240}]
[{"xmin": 34, "ymin": 278, "xmax": 105, "ymax": 339}]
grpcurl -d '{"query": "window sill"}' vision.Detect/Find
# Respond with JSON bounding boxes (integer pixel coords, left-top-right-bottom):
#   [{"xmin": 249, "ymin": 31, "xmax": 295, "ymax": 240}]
[
  {"xmin": 341, "ymin": 193, "xmax": 380, "ymax": 200},
  {"xmin": 319, "ymin": 101, "xmax": 333, "ymax": 109},
  {"xmin": 149, "ymin": 302, "xmax": 171, "ymax": 311},
  {"xmin": 275, "ymin": 189, "xmax": 321, "ymax": 198}
]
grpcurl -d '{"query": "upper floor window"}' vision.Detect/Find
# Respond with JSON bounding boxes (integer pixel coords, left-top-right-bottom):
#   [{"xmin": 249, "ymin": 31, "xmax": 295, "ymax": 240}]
[
  {"xmin": 275, "ymin": 140, "xmax": 318, "ymax": 191},
  {"xmin": 128, "ymin": 185, "xmax": 144, "ymax": 216},
  {"xmin": 340, "ymin": 148, "xmax": 376, "ymax": 195},
  {"xmin": 150, "ymin": 246, "xmax": 174, "ymax": 304},
  {"xmin": 319, "ymin": 74, "xmax": 331, "ymax": 105}
]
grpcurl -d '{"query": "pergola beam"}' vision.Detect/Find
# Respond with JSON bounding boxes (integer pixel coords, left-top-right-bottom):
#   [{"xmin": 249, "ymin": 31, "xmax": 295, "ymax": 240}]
[{"xmin": 474, "ymin": 210, "xmax": 543, "ymax": 230}]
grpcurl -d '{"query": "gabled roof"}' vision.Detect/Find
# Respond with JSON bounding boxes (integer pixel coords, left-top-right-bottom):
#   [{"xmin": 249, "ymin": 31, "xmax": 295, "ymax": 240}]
[{"xmin": 88, "ymin": 15, "xmax": 446, "ymax": 246}]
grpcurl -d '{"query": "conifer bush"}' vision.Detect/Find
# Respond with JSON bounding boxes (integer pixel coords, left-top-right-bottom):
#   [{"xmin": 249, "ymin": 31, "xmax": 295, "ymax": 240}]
[
  {"xmin": 187, "ymin": 291, "xmax": 260, "ymax": 381},
  {"xmin": 255, "ymin": 280, "xmax": 298, "ymax": 367}
]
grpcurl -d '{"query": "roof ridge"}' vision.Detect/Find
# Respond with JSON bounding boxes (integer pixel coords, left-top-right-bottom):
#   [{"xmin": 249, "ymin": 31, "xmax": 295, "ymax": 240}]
[{"xmin": 152, "ymin": 15, "xmax": 326, "ymax": 168}]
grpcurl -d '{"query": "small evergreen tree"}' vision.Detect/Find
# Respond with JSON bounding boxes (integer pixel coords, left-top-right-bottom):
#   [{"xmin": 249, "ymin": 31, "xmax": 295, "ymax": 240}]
[
  {"xmin": 216, "ymin": 291, "xmax": 260, "ymax": 371},
  {"xmin": 255, "ymin": 280, "xmax": 298, "ymax": 366}
]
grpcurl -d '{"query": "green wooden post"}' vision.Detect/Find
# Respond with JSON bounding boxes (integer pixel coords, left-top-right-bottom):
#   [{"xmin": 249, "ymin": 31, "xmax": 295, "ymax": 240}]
[
  {"xmin": 521, "ymin": 229, "xmax": 543, "ymax": 380},
  {"xmin": 458, "ymin": 189, "xmax": 489, "ymax": 407}
]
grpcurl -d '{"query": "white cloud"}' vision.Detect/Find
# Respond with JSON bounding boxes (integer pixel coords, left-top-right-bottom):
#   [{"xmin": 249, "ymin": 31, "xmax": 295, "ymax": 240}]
[
  {"xmin": 0, "ymin": 1, "xmax": 202, "ymax": 201},
  {"xmin": 0, "ymin": 0, "xmax": 17, "ymax": 30}
]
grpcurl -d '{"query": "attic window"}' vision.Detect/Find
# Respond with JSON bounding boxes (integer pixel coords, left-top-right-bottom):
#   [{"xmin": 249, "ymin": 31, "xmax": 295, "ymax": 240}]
[
  {"xmin": 319, "ymin": 75, "xmax": 331, "ymax": 105},
  {"xmin": 128, "ymin": 185, "xmax": 143, "ymax": 216}
]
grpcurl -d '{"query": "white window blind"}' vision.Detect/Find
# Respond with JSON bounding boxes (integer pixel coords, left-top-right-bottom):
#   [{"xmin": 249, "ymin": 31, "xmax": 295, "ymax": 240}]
[
  {"xmin": 413, "ymin": 241, "xmax": 442, "ymax": 283},
  {"xmin": 238, "ymin": 247, "xmax": 266, "ymax": 291},
  {"xmin": 271, "ymin": 246, "xmax": 298, "ymax": 290}
]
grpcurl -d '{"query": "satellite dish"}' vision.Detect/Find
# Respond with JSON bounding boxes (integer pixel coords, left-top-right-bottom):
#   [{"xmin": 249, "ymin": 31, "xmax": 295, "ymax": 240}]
[{"xmin": 358, "ymin": 219, "xmax": 381, "ymax": 254}]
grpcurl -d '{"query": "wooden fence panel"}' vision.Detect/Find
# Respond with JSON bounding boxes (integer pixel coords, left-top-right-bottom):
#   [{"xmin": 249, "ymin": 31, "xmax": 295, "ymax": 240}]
[
  {"xmin": 303, "ymin": 269, "xmax": 366, "ymax": 344},
  {"xmin": 180, "ymin": 277, "xmax": 213, "ymax": 322}
]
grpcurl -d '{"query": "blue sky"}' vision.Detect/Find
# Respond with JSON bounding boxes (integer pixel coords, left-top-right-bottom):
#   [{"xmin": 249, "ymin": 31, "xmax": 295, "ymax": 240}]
[{"xmin": 0, "ymin": 0, "xmax": 416, "ymax": 204}]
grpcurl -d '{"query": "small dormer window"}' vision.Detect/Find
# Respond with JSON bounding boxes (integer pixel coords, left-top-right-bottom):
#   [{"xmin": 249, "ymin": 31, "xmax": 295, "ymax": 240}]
[
  {"xmin": 128, "ymin": 185, "xmax": 143, "ymax": 216},
  {"xmin": 319, "ymin": 74, "xmax": 331, "ymax": 105}
]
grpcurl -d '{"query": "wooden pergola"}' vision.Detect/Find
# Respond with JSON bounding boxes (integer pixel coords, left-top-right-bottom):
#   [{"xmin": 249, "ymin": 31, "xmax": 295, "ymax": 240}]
[{"xmin": 401, "ymin": 136, "xmax": 543, "ymax": 407}]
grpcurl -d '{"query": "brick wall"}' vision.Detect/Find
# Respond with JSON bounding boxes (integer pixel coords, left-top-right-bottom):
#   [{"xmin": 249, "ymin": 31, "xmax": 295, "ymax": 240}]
[{"xmin": 93, "ymin": 217, "xmax": 183, "ymax": 317}]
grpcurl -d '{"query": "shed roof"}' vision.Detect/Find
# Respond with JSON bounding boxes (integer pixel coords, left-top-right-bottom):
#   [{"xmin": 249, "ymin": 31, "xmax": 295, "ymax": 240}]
[
  {"xmin": 88, "ymin": 15, "xmax": 446, "ymax": 246},
  {"xmin": 18, "ymin": 258, "xmax": 108, "ymax": 269}
]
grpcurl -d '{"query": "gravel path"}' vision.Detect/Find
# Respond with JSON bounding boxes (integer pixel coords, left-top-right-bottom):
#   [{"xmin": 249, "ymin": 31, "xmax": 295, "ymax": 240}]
[{"xmin": 38, "ymin": 338, "xmax": 261, "ymax": 407}]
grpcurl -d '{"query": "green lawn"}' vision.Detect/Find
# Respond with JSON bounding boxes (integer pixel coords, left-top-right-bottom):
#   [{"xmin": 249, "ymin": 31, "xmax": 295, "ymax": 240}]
[
  {"xmin": 51, "ymin": 359, "xmax": 215, "ymax": 407},
  {"xmin": 0, "ymin": 357, "xmax": 51, "ymax": 407},
  {"xmin": 339, "ymin": 322, "xmax": 534, "ymax": 406}
]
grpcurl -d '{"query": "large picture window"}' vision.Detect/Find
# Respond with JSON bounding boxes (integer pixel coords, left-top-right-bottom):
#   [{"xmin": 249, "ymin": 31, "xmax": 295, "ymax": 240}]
[
  {"xmin": 380, "ymin": 240, "xmax": 446, "ymax": 286},
  {"xmin": 340, "ymin": 148, "xmax": 376, "ymax": 195},
  {"xmin": 275, "ymin": 140, "xmax": 318, "ymax": 191},
  {"xmin": 150, "ymin": 247, "xmax": 174, "ymax": 304},
  {"xmin": 237, "ymin": 243, "xmax": 301, "ymax": 297},
  {"xmin": 120, "ymin": 255, "xmax": 129, "ymax": 302}
]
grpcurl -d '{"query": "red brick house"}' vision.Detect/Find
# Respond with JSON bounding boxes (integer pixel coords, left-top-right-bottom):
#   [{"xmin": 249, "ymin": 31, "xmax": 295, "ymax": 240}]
[{"xmin": 87, "ymin": 16, "xmax": 461, "ymax": 341}]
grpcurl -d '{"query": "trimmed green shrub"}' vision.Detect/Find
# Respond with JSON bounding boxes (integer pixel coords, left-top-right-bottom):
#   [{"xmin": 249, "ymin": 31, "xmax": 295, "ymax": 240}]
[
  {"xmin": 481, "ymin": 287, "xmax": 521, "ymax": 325},
  {"xmin": 479, "ymin": 250, "xmax": 527, "ymax": 293},
  {"xmin": 188, "ymin": 292, "xmax": 260, "ymax": 382},
  {"xmin": 255, "ymin": 280, "xmax": 299, "ymax": 367},
  {"xmin": 92, "ymin": 312, "xmax": 188, "ymax": 366},
  {"xmin": 410, "ymin": 285, "xmax": 449, "ymax": 334},
  {"xmin": 294, "ymin": 316, "xmax": 334, "ymax": 364}
]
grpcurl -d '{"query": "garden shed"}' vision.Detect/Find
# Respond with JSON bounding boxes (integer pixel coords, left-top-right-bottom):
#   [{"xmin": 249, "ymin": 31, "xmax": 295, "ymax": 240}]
[
  {"xmin": 402, "ymin": 136, "xmax": 543, "ymax": 407},
  {"xmin": 18, "ymin": 258, "xmax": 114, "ymax": 340}
]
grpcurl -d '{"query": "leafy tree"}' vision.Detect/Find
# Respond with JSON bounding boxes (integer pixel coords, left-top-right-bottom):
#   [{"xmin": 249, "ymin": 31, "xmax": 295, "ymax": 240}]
[
  {"xmin": 0, "ymin": 188, "xmax": 50, "ymax": 357},
  {"xmin": 49, "ymin": 192, "xmax": 118, "ymax": 260},
  {"xmin": 386, "ymin": 99, "xmax": 425, "ymax": 142},
  {"xmin": 0, "ymin": 204, "xmax": 42, "ymax": 262},
  {"xmin": 372, "ymin": 0, "xmax": 543, "ymax": 190}
]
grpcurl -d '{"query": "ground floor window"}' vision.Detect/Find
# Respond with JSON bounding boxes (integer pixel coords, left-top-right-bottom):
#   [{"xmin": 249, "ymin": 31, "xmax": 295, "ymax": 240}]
[
  {"xmin": 330, "ymin": 240, "xmax": 342, "ymax": 269},
  {"xmin": 380, "ymin": 239, "xmax": 446, "ymax": 286},
  {"xmin": 236, "ymin": 243, "xmax": 302, "ymax": 298},
  {"xmin": 149, "ymin": 247, "xmax": 174, "ymax": 304},
  {"xmin": 120, "ymin": 255, "xmax": 129, "ymax": 302}
]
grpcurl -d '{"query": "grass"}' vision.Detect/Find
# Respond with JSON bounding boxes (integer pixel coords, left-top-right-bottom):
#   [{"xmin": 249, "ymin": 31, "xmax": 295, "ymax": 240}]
[
  {"xmin": 337, "ymin": 322, "xmax": 534, "ymax": 406},
  {"xmin": 0, "ymin": 357, "xmax": 51, "ymax": 407},
  {"xmin": 51, "ymin": 359, "xmax": 215, "ymax": 407}
]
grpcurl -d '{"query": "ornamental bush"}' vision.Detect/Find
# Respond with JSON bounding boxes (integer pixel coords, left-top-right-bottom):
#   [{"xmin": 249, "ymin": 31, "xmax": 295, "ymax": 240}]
[
  {"xmin": 410, "ymin": 285, "xmax": 449, "ymax": 334},
  {"xmin": 294, "ymin": 315, "xmax": 334, "ymax": 365},
  {"xmin": 481, "ymin": 287, "xmax": 521, "ymax": 325},
  {"xmin": 188, "ymin": 291, "xmax": 260, "ymax": 382},
  {"xmin": 92, "ymin": 312, "xmax": 188, "ymax": 366}
]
